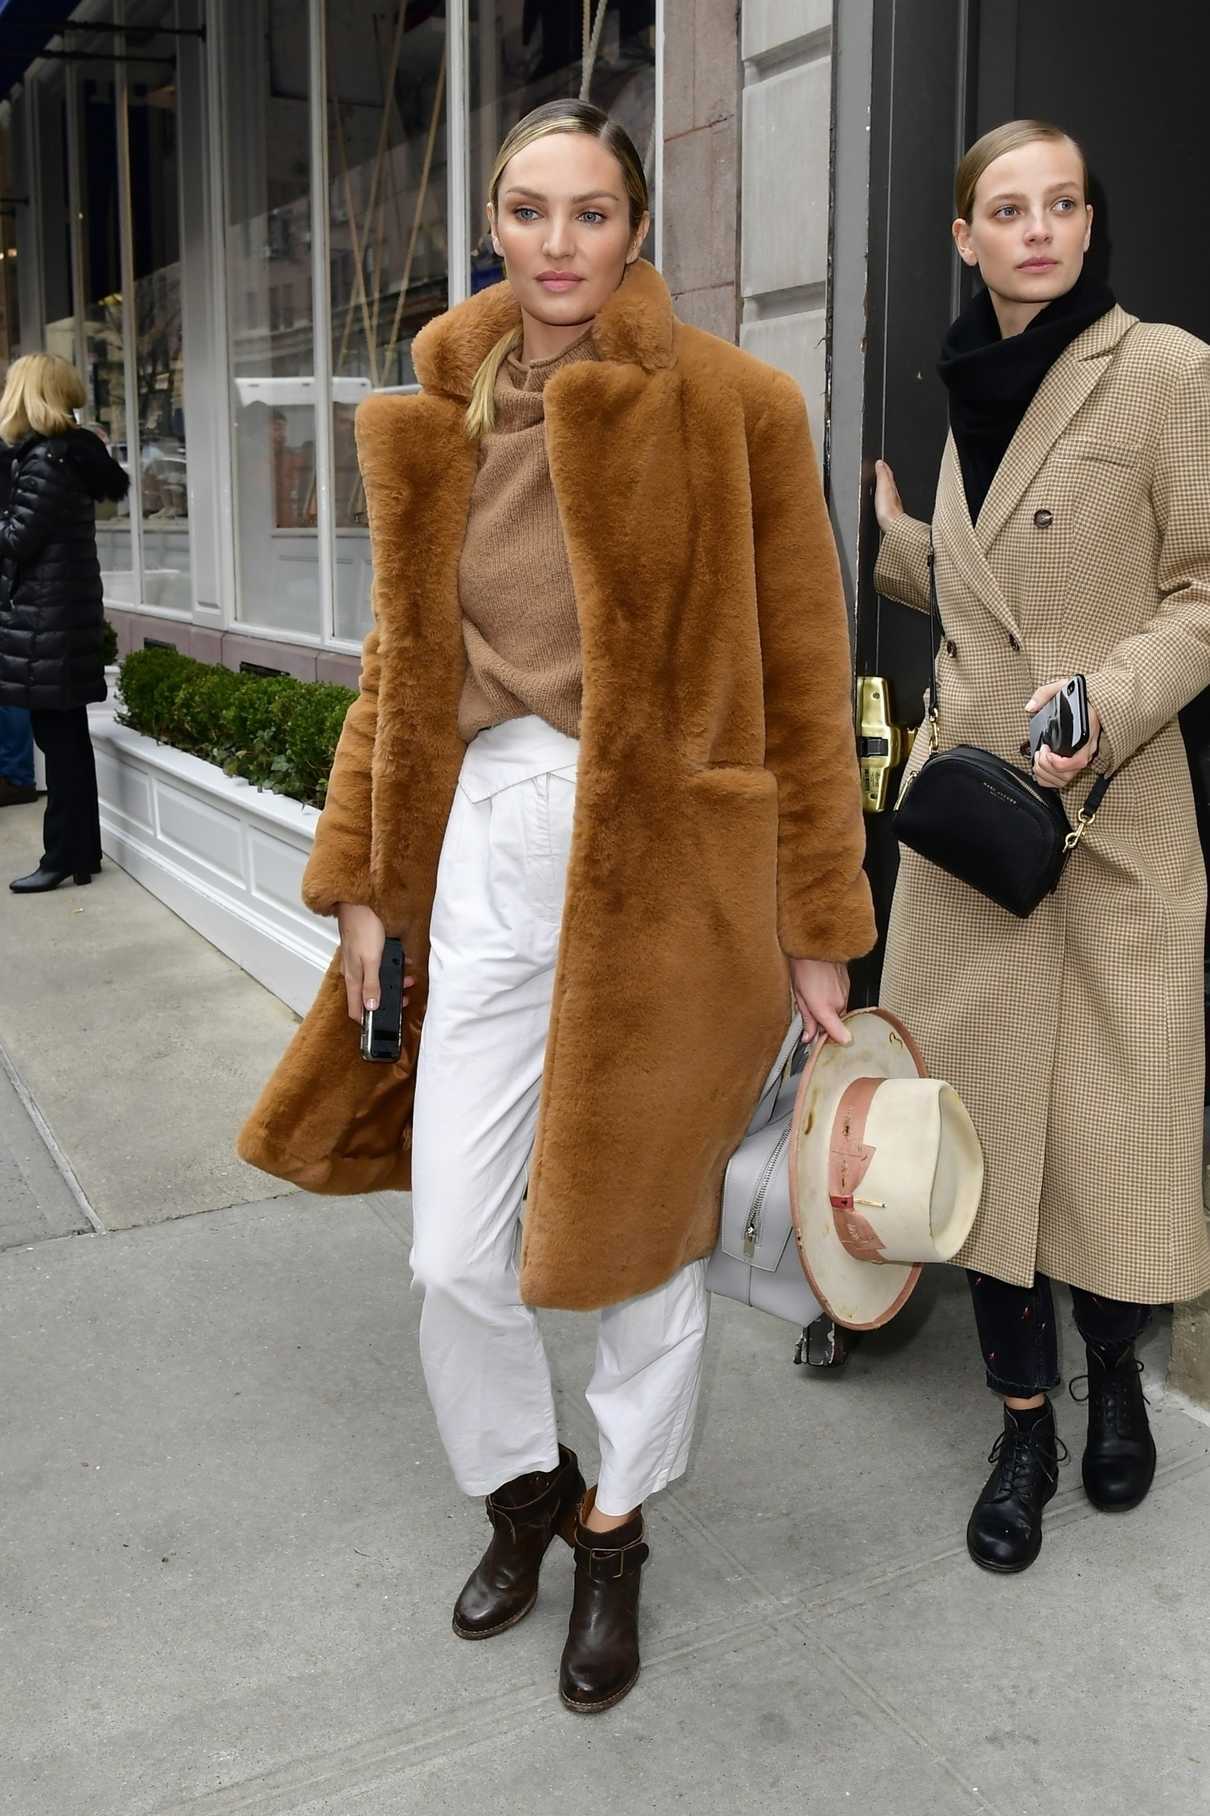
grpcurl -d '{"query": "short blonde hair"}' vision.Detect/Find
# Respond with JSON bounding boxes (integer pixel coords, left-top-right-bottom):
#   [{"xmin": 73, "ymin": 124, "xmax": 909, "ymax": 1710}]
[
  {"xmin": 466, "ymin": 99, "xmax": 649, "ymax": 440},
  {"xmin": 955, "ymin": 120, "xmax": 1089, "ymax": 222},
  {"xmin": 0, "ymin": 353, "xmax": 86, "ymax": 445}
]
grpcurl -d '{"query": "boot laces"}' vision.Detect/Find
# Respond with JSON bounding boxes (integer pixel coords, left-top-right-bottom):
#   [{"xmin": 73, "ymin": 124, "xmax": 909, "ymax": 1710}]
[
  {"xmin": 1069, "ymin": 1357, "xmax": 1148, "ymax": 1437},
  {"xmin": 986, "ymin": 1422, "xmax": 1068, "ymax": 1498}
]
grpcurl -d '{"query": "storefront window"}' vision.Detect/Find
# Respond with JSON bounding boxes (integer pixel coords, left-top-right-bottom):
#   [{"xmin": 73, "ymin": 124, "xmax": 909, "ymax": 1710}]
[
  {"xmin": 467, "ymin": 0, "xmax": 657, "ymax": 293},
  {"xmin": 326, "ymin": 0, "xmax": 449, "ymax": 642},
  {"xmin": 128, "ymin": 10, "xmax": 191, "ymax": 614},
  {"xmin": 224, "ymin": 0, "xmax": 321, "ymax": 638},
  {"xmin": 37, "ymin": 73, "xmax": 73, "ymax": 366},
  {"xmin": 79, "ymin": 64, "xmax": 136, "ymax": 601}
]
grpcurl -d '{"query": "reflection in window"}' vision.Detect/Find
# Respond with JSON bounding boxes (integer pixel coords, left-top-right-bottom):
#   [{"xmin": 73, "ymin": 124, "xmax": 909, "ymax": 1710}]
[
  {"xmin": 36, "ymin": 71, "xmax": 72, "ymax": 362},
  {"xmin": 468, "ymin": 0, "xmax": 657, "ymax": 293},
  {"xmin": 224, "ymin": 0, "xmax": 321, "ymax": 637},
  {"xmin": 327, "ymin": 0, "xmax": 449, "ymax": 641},
  {"xmin": 79, "ymin": 63, "xmax": 136, "ymax": 599},
  {"xmin": 128, "ymin": 10, "xmax": 191, "ymax": 612}
]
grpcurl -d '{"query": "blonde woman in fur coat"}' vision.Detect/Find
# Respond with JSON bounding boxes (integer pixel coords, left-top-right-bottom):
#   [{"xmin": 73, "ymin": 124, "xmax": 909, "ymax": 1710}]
[{"xmin": 240, "ymin": 100, "xmax": 875, "ymax": 1712}]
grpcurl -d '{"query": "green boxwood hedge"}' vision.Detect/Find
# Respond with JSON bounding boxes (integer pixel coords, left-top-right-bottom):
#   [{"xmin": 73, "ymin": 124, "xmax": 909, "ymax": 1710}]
[{"xmin": 116, "ymin": 646, "xmax": 355, "ymax": 810}]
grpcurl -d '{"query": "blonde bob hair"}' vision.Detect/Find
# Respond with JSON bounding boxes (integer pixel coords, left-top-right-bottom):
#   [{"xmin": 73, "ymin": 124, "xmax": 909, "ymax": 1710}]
[
  {"xmin": 0, "ymin": 353, "xmax": 86, "ymax": 445},
  {"xmin": 465, "ymin": 99, "xmax": 649, "ymax": 440},
  {"xmin": 955, "ymin": 119, "xmax": 1089, "ymax": 223}
]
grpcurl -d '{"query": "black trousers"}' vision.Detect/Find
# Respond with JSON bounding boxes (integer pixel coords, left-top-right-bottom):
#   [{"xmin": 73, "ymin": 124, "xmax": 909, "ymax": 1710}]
[
  {"xmin": 967, "ymin": 1269, "xmax": 1152, "ymax": 1398},
  {"xmin": 29, "ymin": 707, "xmax": 102, "ymax": 878}
]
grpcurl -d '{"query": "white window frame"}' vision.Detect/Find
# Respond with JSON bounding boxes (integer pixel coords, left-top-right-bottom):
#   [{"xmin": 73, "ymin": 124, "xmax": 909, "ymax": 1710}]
[
  {"xmin": 23, "ymin": 0, "xmax": 197, "ymax": 625},
  {"xmin": 28, "ymin": 0, "xmax": 662, "ymax": 653}
]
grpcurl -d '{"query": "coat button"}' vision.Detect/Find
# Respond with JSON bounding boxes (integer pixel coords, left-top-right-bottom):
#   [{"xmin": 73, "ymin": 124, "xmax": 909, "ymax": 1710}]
[
  {"xmin": 1008, "ymin": 633, "xmax": 1021, "ymax": 651},
  {"xmin": 1033, "ymin": 508, "xmax": 1054, "ymax": 528},
  {"xmin": 945, "ymin": 638, "xmax": 957, "ymax": 656},
  {"xmin": 1019, "ymin": 740, "xmax": 1031, "ymax": 758}
]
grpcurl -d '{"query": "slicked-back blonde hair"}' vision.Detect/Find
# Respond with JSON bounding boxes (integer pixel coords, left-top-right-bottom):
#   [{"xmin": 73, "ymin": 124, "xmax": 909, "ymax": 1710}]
[
  {"xmin": 465, "ymin": 99, "xmax": 649, "ymax": 440},
  {"xmin": 955, "ymin": 119, "xmax": 1089, "ymax": 222},
  {"xmin": 0, "ymin": 352, "xmax": 85, "ymax": 445}
]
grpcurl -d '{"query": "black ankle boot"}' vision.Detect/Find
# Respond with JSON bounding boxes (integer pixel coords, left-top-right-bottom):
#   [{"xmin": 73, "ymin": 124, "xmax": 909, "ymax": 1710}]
[
  {"xmin": 452, "ymin": 1444, "xmax": 585, "ymax": 1640},
  {"xmin": 967, "ymin": 1400, "xmax": 1065, "ymax": 1574},
  {"xmin": 1073, "ymin": 1343, "xmax": 1156, "ymax": 1512},
  {"xmin": 9, "ymin": 865, "xmax": 92, "ymax": 894}
]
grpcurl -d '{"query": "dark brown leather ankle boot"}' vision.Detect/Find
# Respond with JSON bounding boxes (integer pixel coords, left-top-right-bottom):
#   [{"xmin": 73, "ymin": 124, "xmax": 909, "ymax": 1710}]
[
  {"xmin": 559, "ymin": 1490, "xmax": 649, "ymax": 1713},
  {"xmin": 452, "ymin": 1444, "xmax": 585, "ymax": 1640}
]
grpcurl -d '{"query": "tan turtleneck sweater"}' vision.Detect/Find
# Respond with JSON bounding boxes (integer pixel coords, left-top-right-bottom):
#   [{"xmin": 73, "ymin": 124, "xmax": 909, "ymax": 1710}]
[{"xmin": 457, "ymin": 330, "xmax": 596, "ymax": 742}]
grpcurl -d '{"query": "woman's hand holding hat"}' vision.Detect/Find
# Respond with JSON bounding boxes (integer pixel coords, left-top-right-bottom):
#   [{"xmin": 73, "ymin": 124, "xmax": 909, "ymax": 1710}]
[{"xmin": 789, "ymin": 956, "xmax": 851, "ymax": 1046}]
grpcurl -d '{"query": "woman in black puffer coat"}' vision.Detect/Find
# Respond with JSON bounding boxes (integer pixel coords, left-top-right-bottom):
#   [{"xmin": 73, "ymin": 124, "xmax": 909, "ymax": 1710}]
[{"xmin": 0, "ymin": 354, "xmax": 129, "ymax": 893}]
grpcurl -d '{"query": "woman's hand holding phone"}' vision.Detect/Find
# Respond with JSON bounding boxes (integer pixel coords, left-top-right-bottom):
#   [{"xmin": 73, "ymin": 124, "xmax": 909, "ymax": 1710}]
[
  {"xmin": 1026, "ymin": 679, "xmax": 1102, "ymax": 791},
  {"xmin": 336, "ymin": 902, "xmax": 414, "ymax": 1022}
]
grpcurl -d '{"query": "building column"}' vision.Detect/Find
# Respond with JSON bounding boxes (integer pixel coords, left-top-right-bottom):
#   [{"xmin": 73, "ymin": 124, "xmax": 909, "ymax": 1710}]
[
  {"xmin": 737, "ymin": 2, "xmax": 834, "ymax": 455},
  {"xmin": 659, "ymin": 0, "xmax": 740, "ymax": 342}
]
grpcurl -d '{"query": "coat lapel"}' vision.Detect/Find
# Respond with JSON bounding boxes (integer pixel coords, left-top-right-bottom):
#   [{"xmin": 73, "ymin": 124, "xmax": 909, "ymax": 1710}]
[
  {"xmin": 935, "ymin": 305, "xmax": 1137, "ymax": 640},
  {"xmin": 934, "ymin": 430, "xmax": 1021, "ymax": 640},
  {"xmin": 974, "ymin": 304, "xmax": 1137, "ymax": 553}
]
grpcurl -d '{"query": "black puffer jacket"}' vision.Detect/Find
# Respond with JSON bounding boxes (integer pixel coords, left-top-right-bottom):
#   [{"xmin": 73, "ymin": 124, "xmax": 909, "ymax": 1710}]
[{"xmin": 0, "ymin": 428, "xmax": 129, "ymax": 709}]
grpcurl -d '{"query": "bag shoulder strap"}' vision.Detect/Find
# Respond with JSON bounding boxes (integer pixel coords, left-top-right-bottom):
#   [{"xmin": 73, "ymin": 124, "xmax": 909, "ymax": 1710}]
[{"xmin": 926, "ymin": 530, "xmax": 1114, "ymax": 824}]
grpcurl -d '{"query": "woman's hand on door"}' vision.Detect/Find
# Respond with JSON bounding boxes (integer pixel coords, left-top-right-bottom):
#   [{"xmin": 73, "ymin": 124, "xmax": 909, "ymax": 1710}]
[
  {"xmin": 790, "ymin": 957, "xmax": 852, "ymax": 1046},
  {"xmin": 874, "ymin": 459, "xmax": 905, "ymax": 532}
]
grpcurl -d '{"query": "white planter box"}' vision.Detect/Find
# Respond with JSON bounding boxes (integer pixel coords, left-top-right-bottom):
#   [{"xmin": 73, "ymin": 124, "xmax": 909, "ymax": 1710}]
[{"xmin": 90, "ymin": 704, "xmax": 335, "ymax": 1015}]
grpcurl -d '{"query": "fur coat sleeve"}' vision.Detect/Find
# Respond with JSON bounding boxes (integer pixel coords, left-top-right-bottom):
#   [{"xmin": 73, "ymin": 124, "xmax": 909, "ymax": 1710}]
[
  {"xmin": 750, "ymin": 377, "xmax": 877, "ymax": 960},
  {"xmin": 300, "ymin": 626, "xmax": 379, "ymax": 919}
]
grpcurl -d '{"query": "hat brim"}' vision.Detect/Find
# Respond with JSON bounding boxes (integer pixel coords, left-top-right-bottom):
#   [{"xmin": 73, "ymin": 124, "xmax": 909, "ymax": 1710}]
[{"xmin": 788, "ymin": 1007, "xmax": 926, "ymax": 1332}]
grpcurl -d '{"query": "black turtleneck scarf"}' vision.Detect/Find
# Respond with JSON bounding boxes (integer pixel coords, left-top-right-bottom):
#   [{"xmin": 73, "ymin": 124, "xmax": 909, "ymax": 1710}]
[{"xmin": 938, "ymin": 266, "xmax": 1116, "ymax": 523}]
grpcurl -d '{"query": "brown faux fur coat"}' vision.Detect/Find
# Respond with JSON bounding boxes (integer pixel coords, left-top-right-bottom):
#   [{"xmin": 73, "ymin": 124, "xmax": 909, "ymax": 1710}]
[{"xmin": 237, "ymin": 259, "xmax": 875, "ymax": 1310}]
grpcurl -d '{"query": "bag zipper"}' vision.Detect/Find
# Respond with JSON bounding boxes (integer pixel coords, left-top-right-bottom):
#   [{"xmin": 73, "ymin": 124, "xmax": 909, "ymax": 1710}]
[{"xmin": 743, "ymin": 1125, "xmax": 792, "ymax": 1257}]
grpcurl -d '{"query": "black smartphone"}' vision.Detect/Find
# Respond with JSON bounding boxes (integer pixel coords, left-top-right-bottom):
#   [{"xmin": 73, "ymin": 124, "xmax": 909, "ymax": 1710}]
[
  {"xmin": 1028, "ymin": 675, "xmax": 1090, "ymax": 761},
  {"xmin": 360, "ymin": 936, "xmax": 405, "ymax": 1063}
]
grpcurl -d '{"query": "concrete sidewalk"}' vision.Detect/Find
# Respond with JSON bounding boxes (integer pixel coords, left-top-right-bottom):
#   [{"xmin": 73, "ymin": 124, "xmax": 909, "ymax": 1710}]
[{"xmin": 3, "ymin": 803, "xmax": 1209, "ymax": 1816}]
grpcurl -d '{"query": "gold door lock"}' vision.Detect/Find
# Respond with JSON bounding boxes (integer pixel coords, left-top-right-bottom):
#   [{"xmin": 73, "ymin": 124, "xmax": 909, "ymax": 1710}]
[{"xmin": 857, "ymin": 675, "xmax": 912, "ymax": 814}]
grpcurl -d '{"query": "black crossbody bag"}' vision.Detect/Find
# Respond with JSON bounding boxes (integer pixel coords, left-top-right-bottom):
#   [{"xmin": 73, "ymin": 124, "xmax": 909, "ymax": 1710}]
[{"xmin": 893, "ymin": 538, "xmax": 1113, "ymax": 918}]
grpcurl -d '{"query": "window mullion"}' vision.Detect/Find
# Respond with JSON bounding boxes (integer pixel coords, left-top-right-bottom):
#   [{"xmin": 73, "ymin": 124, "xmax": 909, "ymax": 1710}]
[
  {"xmin": 114, "ymin": 0, "xmax": 145, "ymax": 607},
  {"xmin": 448, "ymin": 0, "xmax": 470, "ymax": 306},
  {"xmin": 309, "ymin": 0, "xmax": 336, "ymax": 648},
  {"xmin": 64, "ymin": 59, "xmax": 87, "ymax": 384},
  {"xmin": 206, "ymin": 0, "xmax": 238, "ymax": 626}
]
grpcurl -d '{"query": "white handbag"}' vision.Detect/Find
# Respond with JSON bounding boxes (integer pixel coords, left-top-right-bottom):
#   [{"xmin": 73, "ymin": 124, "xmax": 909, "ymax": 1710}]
[{"xmin": 706, "ymin": 1019, "xmax": 846, "ymax": 1365}]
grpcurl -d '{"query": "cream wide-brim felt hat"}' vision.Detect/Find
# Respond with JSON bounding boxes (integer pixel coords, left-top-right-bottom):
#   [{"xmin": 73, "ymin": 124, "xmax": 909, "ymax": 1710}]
[{"xmin": 787, "ymin": 1008, "xmax": 984, "ymax": 1331}]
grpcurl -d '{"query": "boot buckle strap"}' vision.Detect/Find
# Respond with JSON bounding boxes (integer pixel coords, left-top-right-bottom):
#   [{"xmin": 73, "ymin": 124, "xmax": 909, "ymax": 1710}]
[{"xmin": 577, "ymin": 1536, "xmax": 649, "ymax": 1581}]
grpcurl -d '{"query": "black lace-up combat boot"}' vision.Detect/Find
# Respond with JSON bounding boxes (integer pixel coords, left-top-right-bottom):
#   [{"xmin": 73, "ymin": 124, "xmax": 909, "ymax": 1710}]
[
  {"xmin": 1073, "ymin": 1343, "xmax": 1156, "ymax": 1512},
  {"xmin": 967, "ymin": 1400, "xmax": 1066, "ymax": 1573}
]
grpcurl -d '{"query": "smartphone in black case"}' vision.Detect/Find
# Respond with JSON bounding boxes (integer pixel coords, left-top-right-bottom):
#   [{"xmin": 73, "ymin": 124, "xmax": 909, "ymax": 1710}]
[
  {"xmin": 360, "ymin": 936, "xmax": 405, "ymax": 1063},
  {"xmin": 1028, "ymin": 675, "xmax": 1090, "ymax": 761}
]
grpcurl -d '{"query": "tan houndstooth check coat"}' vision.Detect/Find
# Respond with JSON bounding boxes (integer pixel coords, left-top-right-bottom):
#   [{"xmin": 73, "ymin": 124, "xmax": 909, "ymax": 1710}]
[{"xmin": 875, "ymin": 304, "xmax": 1210, "ymax": 1303}]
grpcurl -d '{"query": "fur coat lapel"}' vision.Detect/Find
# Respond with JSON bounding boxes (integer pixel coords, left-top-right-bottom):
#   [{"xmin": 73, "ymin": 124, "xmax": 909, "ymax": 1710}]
[{"xmin": 356, "ymin": 260, "xmax": 686, "ymax": 935}]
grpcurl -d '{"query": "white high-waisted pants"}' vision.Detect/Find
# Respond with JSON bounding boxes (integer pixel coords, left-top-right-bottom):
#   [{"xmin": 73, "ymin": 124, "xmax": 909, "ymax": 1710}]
[{"xmin": 409, "ymin": 717, "xmax": 709, "ymax": 1516}]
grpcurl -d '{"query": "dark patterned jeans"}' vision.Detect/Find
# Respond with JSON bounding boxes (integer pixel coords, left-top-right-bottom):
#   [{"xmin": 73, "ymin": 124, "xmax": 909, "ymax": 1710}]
[{"xmin": 967, "ymin": 1270, "xmax": 1152, "ymax": 1397}]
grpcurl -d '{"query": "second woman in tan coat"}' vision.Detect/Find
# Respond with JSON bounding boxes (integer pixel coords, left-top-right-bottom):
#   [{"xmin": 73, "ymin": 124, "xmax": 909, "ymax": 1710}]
[{"xmin": 875, "ymin": 119, "xmax": 1210, "ymax": 1575}]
